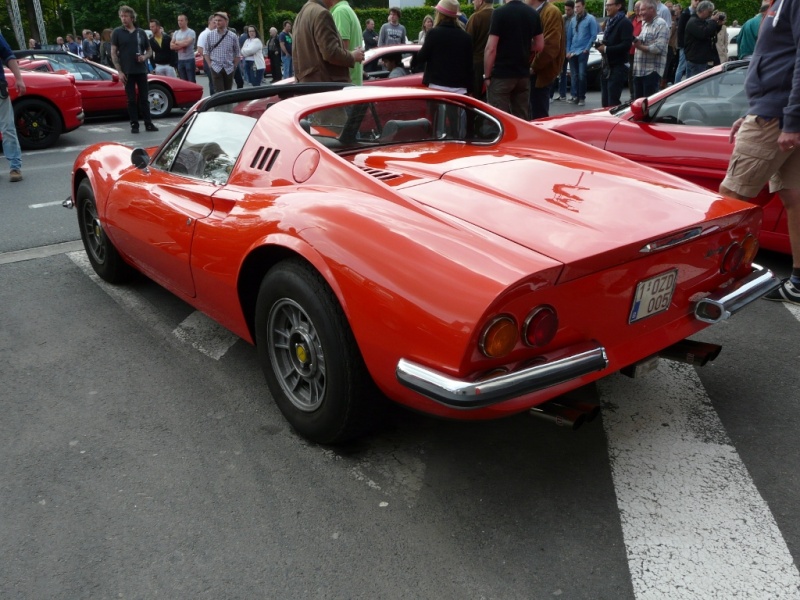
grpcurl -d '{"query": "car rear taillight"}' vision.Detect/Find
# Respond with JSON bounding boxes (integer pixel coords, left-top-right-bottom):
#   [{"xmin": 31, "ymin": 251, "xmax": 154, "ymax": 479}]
[
  {"xmin": 480, "ymin": 316, "xmax": 517, "ymax": 358},
  {"xmin": 721, "ymin": 242, "xmax": 744, "ymax": 273},
  {"xmin": 740, "ymin": 234, "xmax": 759, "ymax": 269},
  {"xmin": 523, "ymin": 306, "xmax": 559, "ymax": 347}
]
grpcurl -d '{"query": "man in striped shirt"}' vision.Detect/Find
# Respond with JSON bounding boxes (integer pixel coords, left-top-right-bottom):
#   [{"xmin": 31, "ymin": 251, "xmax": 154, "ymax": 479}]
[{"xmin": 632, "ymin": 0, "xmax": 669, "ymax": 98}]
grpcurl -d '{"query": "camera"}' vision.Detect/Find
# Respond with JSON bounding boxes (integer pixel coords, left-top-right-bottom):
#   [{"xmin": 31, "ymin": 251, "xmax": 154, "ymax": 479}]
[{"xmin": 717, "ymin": 12, "xmax": 726, "ymax": 20}]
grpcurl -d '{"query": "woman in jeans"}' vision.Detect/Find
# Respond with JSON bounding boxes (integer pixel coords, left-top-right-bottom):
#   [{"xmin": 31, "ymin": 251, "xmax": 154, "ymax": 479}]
[{"xmin": 241, "ymin": 26, "xmax": 265, "ymax": 86}]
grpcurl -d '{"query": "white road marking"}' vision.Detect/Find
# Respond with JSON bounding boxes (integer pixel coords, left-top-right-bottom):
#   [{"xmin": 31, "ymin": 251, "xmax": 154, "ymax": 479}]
[
  {"xmin": 67, "ymin": 251, "xmax": 238, "ymax": 360},
  {"xmin": 29, "ymin": 201, "xmax": 66, "ymax": 209},
  {"xmin": 601, "ymin": 361, "xmax": 800, "ymax": 599},
  {"xmin": 0, "ymin": 241, "xmax": 83, "ymax": 265},
  {"xmin": 172, "ymin": 311, "xmax": 239, "ymax": 360}
]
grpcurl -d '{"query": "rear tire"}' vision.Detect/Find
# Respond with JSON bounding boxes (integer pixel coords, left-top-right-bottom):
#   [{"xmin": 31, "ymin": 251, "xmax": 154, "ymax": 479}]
[
  {"xmin": 76, "ymin": 179, "xmax": 133, "ymax": 283},
  {"xmin": 14, "ymin": 98, "xmax": 62, "ymax": 150},
  {"xmin": 255, "ymin": 259, "xmax": 377, "ymax": 444}
]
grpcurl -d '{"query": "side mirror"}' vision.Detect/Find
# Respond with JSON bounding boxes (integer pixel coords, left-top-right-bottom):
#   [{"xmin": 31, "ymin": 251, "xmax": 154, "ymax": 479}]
[
  {"xmin": 131, "ymin": 147, "xmax": 150, "ymax": 170},
  {"xmin": 630, "ymin": 97, "xmax": 649, "ymax": 120},
  {"xmin": 111, "ymin": 72, "xmax": 119, "ymax": 82}
]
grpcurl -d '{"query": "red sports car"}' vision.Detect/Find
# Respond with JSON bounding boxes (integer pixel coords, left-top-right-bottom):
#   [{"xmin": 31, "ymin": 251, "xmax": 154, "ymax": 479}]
[
  {"xmin": 2, "ymin": 66, "xmax": 84, "ymax": 149},
  {"xmin": 67, "ymin": 84, "xmax": 778, "ymax": 444},
  {"xmin": 15, "ymin": 50, "xmax": 203, "ymax": 118},
  {"xmin": 534, "ymin": 60, "xmax": 790, "ymax": 255}
]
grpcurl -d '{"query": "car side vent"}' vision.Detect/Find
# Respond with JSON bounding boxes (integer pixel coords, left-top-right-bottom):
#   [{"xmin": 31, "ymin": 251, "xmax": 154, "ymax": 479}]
[
  {"xmin": 359, "ymin": 166, "xmax": 401, "ymax": 182},
  {"xmin": 251, "ymin": 146, "xmax": 280, "ymax": 172}
]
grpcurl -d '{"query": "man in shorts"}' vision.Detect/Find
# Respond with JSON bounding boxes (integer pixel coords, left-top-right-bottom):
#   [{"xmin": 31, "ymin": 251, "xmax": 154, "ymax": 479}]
[{"xmin": 719, "ymin": 0, "xmax": 800, "ymax": 305}]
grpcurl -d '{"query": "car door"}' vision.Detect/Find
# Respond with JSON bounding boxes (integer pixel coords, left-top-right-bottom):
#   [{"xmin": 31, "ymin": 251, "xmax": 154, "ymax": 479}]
[
  {"xmin": 103, "ymin": 110, "xmax": 258, "ymax": 297},
  {"xmin": 66, "ymin": 57, "xmax": 125, "ymax": 113}
]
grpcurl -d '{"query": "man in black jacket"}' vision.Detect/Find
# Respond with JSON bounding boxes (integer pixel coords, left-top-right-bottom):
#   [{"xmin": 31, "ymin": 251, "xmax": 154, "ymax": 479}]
[
  {"xmin": 597, "ymin": 0, "xmax": 633, "ymax": 107},
  {"xmin": 674, "ymin": 0, "xmax": 698, "ymax": 82},
  {"xmin": 683, "ymin": 0, "xmax": 721, "ymax": 78}
]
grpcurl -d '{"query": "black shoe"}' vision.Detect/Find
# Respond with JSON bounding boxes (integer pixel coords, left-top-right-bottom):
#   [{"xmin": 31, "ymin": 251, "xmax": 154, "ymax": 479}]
[
  {"xmin": 764, "ymin": 278, "xmax": 800, "ymax": 306},
  {"xmin": 131, "ymin": 126, "xmax": 140, "ymax": 134},
  {"xmin": 145, "ymin": 123, "xmax": 159, "ymax": 132}
]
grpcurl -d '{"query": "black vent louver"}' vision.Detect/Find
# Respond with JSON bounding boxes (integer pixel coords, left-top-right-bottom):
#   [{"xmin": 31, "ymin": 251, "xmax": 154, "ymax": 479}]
[
  {"xmin": 251, "ymin": 147, "xmax": 280, "ymax": 171},
  {"xmin": 358, "ymin": 166, "xmax": 401, "ymax": 181}
]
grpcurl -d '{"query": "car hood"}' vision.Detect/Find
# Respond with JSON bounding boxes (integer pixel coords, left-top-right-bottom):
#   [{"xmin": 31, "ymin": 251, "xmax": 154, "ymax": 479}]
[{"xmin": 392, "ymin": 153, "xmax": 742, "ymax": 282}]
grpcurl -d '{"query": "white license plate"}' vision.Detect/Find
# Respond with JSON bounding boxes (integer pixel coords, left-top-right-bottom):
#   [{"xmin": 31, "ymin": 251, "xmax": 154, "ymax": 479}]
[{"xmin": 629, "ymin": 269, "xmax": 678, "ymax": 323}]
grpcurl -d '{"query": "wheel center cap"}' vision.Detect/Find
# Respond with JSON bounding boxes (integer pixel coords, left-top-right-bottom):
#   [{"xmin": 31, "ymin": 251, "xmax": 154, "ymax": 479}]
[{"xmin": 295, "ymin": 343, "xmax": 309, "ymax": 365}]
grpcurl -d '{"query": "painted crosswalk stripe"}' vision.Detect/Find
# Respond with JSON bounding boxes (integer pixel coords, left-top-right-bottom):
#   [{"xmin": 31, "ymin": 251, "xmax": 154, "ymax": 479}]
[
  {"xmin": 172, "ymin": 311, "xmax": 239, "ymax": 360},
  {"xmin": 67, "ymin": 251, "xmax": 238, "ymax": 360},
  {"xmin": 601, "ymin": 361, "xmax": 800, "ymax": 599}
]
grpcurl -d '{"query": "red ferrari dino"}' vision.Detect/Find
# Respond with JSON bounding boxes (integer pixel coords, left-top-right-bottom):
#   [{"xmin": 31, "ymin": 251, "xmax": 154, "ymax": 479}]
[{"xmin": 67, "ymin": 84, "xmax": 779, "ymax": 443}]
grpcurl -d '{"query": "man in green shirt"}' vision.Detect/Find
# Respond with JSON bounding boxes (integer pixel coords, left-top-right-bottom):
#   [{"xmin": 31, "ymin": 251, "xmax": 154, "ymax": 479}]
[{"xmin": 331, "ymin": 0, "xmax": 364, "ymax": 84}]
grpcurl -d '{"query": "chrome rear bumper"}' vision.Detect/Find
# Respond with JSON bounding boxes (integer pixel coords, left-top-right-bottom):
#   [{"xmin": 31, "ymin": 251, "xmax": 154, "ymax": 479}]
[
  {"xmin": 694, "ymin": 263, "xmax": 781, "ymax": 323},
  {"xmin": 396, "ymin": 341, "xmax": 608, "ymax": 409}
]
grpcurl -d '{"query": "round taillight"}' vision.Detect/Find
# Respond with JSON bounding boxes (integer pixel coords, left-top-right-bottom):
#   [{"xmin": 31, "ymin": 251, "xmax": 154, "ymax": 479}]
[
  {"xmin": 740, "ymin": 234, "xmax": 759, "ymax": 268},
  {"xmin": 721, "ymin": 242, "xmax": 744, "ymax": 274},
  {"xmin": 523, "ymin": 306, "xmax": 559, "ymax": 347},
  {"xmin": 480, "ymin": 316, "xmax": 518, "ymax": 358}
]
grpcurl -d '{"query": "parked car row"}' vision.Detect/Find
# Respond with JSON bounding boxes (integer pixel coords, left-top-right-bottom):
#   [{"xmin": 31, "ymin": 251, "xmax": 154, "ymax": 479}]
[{"xmin": 4, "ymin": 50, "xmax": 203, "ymax": 149}]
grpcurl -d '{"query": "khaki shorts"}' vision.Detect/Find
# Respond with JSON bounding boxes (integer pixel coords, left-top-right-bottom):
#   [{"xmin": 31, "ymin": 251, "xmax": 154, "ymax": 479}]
[{"xmin": 720, "ymin": 115, "xmax": 800, "ymax": 197}]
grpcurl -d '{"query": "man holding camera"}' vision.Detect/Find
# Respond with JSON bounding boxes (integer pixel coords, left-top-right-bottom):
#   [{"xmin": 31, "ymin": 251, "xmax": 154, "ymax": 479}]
[{"xmin": 683, "ymin": 0, "xmax": 722, "ymax": 78}]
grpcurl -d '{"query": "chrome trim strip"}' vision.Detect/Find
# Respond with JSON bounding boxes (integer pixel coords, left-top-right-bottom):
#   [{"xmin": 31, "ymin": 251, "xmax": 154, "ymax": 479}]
[
  {"xmin": 694, "ymin": 263, "xmax": 781, "ymax": 323},
  {"xmin": 640, "ymin": 227, "xmax": 705, "ymax": 253},
  {"xmin": 396, "ymin": 341, "xmax": 608, "ymax": 409}
]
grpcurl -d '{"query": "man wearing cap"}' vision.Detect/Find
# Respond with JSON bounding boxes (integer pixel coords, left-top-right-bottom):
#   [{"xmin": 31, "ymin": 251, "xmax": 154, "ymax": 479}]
[
  {"xmin": 483, "ymin": 0, "xmax": 545, "ymax": 119},
  {"xmin": 204, "ymin": 12, "xmax": 240, "ymax": 93},
  {"xmin": 466, "ymin": 0, "xmax": 494, "ymax": 100},
  {"xmin": 293, "ymin": 0, "xmax": 364, "ymax": 82}
]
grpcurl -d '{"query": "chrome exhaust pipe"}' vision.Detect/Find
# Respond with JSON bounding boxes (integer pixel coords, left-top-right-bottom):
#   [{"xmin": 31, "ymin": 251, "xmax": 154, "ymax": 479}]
[
  {"xmin": 659, "ymin": 339, "xmax": 722, "ymax": 367},
  {"xmin": 529, "ymin": 404, "xmax": 588, "ymax": 430},
  {"xmin": 529, "ymin": 383, "xmax": 601, "ymax": 429}
]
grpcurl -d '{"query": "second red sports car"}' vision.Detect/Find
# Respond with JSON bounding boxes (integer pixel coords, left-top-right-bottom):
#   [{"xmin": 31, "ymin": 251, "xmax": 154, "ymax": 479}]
[
  {"xmin": 534, "ymin": 60, "xmax": 790, "ymax": 255},
  {"xmin": 2, "ymin": 66, "xmax": 83, "ymax": 149},
  {"xmin": 15, "ymin": 50, "xmax": 203, "ymax": 118}
]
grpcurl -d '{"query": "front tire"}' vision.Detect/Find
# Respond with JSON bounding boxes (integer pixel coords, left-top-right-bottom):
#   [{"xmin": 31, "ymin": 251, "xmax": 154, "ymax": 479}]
[
  {"xmin": 255, "ymin": 259, "xmax": 376, "ymax": 444},
  {"xmin": 76, "ymin": 179, "xmax": 133, "ymax": 283},
  {"xmin": 14, "ymin": 98, "xmax": 63, "ymax": 150},
  {"xmin": 148, "ymin": 83, "xmax": 173, "ymax": 118}
]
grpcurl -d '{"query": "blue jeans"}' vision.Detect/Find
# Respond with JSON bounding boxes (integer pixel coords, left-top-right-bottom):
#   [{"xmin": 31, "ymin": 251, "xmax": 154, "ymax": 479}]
[
  {"xmin": 246, "ymin": 63, "xmax": 264, "ymax": 86},
  {"xmin": 557, "ymin": 58, "xmax": 568, "ymax": 97},
  {"xmin": 601, "ymin": 63, "xmax": 628, "ymax": 108},
  {"xmin": 675, "ymin": 48, "xmax": 687, "ymax": 83},
  {"xmin": 282, "ymin": 55, "xmax": 293, "ymax": 79},
  {"xmin": 177, "ymin": 58, "xmax": 196, "ymax": 83},
  {"xmin": 685, "ymin": 61, "xmax": 712, "ymax": 79},
  {"xmin": 568, "ymin": 52, "xmax": 590, "ymax": 100},
  {"xmin": 0, "ymin": 94, "xmax": 22, "ymax": 171}
]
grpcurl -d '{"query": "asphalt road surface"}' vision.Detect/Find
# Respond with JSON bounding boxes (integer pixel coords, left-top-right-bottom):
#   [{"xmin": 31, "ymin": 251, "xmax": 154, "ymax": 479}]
[{"xmin": 1, "ymin": 83, "xmax": 799, "ymax": 599}]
